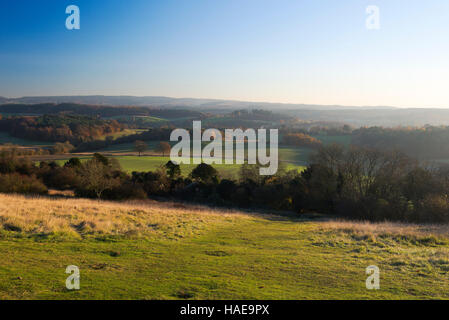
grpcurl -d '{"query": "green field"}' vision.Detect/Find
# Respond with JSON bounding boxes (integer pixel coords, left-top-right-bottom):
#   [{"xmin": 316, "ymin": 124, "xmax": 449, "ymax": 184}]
[
  {"xmin": 313, "ymin": 134, "xmax": 352, "ymax": 146},
  {"xmin": 97, "ymin": 129, "xmax": 146, "ymax": 140},
  {"xmin": 0, "ymin": 132, "xmax": 54, "ymax": 146},
  {"xmin": 0, "ymin": 194, "xmax": 447, "ymax": 300},
  {"xmin": 54, "ymin": 155, "xmax": 304, "ymax": 179},
  {"xmin": 106, "ymin": 115, "xmax": 168, "ymax": 122},
  {"xmin": 79, "ymin": 138, "xmax": 310, "ymax": 176}
]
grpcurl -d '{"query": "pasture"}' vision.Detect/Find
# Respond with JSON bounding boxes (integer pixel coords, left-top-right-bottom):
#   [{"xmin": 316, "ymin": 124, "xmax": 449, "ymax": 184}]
[
  {"xmin": 53, "ymin": 155, "xmax": 304, "ymax": 178},
  {"xmin": 0, "ymin": 132, "xmax": 54, "ymax": 146},
  {"xmin": 0, "ymin": 194, "xmax": 447, "ymax": 299}
]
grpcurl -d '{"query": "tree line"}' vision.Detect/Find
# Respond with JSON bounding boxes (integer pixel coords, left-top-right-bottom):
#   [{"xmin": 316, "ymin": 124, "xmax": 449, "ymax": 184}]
[
  {"xmin": 0, "ymin": 114, "xmax": 124, "ymax": 144},
  {"xmin": 1, "ymin": 143, "xmax": 449, "ymax": 223},
  {"xmin": 352, "ymin": 126, "xmax": 449, "ymax": 159},
  {"xmin": 0, "ymin": 103, "xmax": 205, "ymax": 119}
]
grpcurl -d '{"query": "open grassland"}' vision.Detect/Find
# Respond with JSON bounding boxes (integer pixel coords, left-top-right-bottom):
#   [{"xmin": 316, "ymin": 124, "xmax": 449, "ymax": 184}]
[
  {"xmin": 97, "ymin": 129, "xmax": 147, "ymax": 140},
  {"xmin": 50, "ymin": 155, "xmax": 305, "ymax": 178},
  {"xmin": 0, "ymin": 193, "xmax": 448, "ymax": 300},
  {"xmin": 0, "ymin": 132, "xmax": 54, "ymax": 147},
  {"xmin": 313, "ymin": 134, "xmax": 352, "ymax": 146}
]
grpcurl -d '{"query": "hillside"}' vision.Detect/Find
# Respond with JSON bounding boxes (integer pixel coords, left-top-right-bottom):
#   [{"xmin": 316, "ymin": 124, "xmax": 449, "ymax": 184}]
[
  {"xmin": 0, "ymin": 95, "xmax": 393, "ymax": 109},
  {"xmin": 3, "ymin": 96, "xmax": 449, "ymax": 126},
  {"xmin": 0, "ymin": 193, "xmax": 448, "ymax": 299}
]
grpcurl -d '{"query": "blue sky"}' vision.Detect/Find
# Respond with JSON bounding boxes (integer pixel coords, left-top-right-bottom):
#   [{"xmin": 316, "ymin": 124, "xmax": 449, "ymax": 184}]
[{"xmin": 1, "ymin": 0, "xmax": 449, "ymax": 107}]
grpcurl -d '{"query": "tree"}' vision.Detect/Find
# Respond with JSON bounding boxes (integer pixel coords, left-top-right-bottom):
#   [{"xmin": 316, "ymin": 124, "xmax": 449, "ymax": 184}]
[
  {"xmin": 133, "ymin": 140, "xmax": 148, "ymax": 157},
  {"xmin": 64, "ymin": 157, "xmax": 82, "ymax": 169},
  {"xmin": 156, "ymin": 141, "xmax": 171, "ymax": 157},
  {"xmin": 79, "ymin": 159, "xmax": 118, "ymax": 198},
  {"xmin": 282, "ymin": 133, "xmax": 322, "ymax": 148},
  {"xmin": 165, "ymin": 160, "xmax": 181, "ymax": 179},
  {"xmin": 93, "ymin": 153, "xmax": 109, "ymax": 166},
  {"xmin": 51, "ymin": 141, "xmax": 74, "ymax": 154},
  {"xmin": 190, "ymin": 163, "xmax": 218, "ymax": 184}
]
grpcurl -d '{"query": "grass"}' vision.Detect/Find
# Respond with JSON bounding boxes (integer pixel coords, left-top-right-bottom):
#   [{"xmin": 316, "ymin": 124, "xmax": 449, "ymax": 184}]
[
  {"xmin": 105, "ymin": 116, "xmax": 168, "ymax": 123},
  {"xmin": 0, "ymin": 193, "xmax": 448, "ymax": 299},
  {"xmin": 97, "ymin": 129, "xmax": 146, "ymax": 141},
  {"xmin": 313, "ymin": 134, "xmax": 352, "ymax": 146},
  {"xmin": 53, "ymin": 155, "xmax": 304, "ymax": 179},
  {"xmin": 49, "ymin": 151, "xmax": 305, "ymax": 178},
  {"xmin": 0, "ymin": 132, "xmax": 53, "ymax": 146}
]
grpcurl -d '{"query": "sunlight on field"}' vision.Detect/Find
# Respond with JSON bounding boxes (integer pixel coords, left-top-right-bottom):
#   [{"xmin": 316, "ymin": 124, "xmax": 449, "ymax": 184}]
[
  {"xmin": 0, "ymin": 194, "xmax": 448, "ymax": 300},
  {"xmin": 0, "ymin": 132, "xmax": 54, "ymax": 146},
  {"xmin": 53, "ymin": 155, "xmax": 305, "ymax": 178}
]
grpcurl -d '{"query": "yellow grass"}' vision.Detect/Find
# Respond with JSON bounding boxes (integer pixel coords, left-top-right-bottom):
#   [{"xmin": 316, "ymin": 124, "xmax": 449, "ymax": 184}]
[
  {"xmin": 320, "ymin": 219, "xmax": 449, "ymax": 238},
  {"xmin": 1, "ymin": 193, "xmax": 448, "ymax": 241},
  {"xmin": 0, "ymin": 193, "xmax": 249, "ymax": 239}
]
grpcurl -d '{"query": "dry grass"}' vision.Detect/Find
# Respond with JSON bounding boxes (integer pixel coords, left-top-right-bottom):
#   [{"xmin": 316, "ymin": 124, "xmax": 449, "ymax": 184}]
[
  {"xmin": 2, "ymin": 192, "xmax": 449, "ymax": 242},
  {"xmin": 320, "ymin": 219, "xmax": 449, "ymax": 239},
  {"xmin": 0, "ymin": 193, "xmax": 249, "ymax": 238}
]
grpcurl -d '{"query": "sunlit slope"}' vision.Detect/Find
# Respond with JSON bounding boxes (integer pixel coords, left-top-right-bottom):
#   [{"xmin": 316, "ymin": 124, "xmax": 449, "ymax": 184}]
[{"xmin": 0, "ymin": 194, "xmax": 448, "ymax": 299}]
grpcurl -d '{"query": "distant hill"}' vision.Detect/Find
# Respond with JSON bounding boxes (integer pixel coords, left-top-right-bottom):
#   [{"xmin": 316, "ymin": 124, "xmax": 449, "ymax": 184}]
[
  {"xmin": 3, "ymin": 96, "xmax": 449, "ymax": 126},
  {"xmin": 0, "ymin": 103, "xmax": 205, "ymax": 119},
  {"xmin": 0, "ymin": 95, "xmax": 395, "ymax": 111}
]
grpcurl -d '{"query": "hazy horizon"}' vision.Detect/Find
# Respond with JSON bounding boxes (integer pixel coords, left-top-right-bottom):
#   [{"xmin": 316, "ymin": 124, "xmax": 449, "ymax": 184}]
[
  {"xmin": 3, "ymin": 94, "xmax": 449, "ymax": 110},
  {"xmin": 2, "ymin": 0, "xmax": 449, "ymax": 108}
]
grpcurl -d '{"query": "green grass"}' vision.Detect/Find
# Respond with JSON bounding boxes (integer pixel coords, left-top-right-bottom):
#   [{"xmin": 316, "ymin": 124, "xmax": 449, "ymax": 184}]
[
  {"xmin": 0, "ymin": 132, "xmax": 54, "ymax": 146},
  {"xmin": 97, "ymin": 129, "xmax": 146, "ymax": 140},
  {"xmin": 313, "ymin": 134, "xmax": 352, "ymax": 146},
  {"xmin": 94, "ymin": 141, "xmax": 163, "ymax": 153},
  {"xmin": 53, "ymin": 155, "xmax": 304, "ymax": 179},
  {"xmin": 105, "ymin": 115, "xmax": 168, "ymax": 123},
  {"xmin": 0, "ymin": 202, "xmax": 447, "ymax": 300}
]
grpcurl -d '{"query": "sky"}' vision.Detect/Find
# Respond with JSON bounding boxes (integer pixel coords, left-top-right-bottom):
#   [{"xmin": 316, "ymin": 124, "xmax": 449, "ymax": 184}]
[{"xmin": 1, "ymin": 0, "xmax": 449, "ymax": 107}]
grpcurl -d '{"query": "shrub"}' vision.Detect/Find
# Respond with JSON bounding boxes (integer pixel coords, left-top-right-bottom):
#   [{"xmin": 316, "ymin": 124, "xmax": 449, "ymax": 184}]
[
  {"xmin": 282, "ymin": 133, "xmax": 322, "ymax": 148},
  {"xmin": 190, "ymin": 163, "xmax": 218, "ymax": 184},
  {"xmin": 0, "ymin": 174, "xmax": 47, "ymax": 195}
]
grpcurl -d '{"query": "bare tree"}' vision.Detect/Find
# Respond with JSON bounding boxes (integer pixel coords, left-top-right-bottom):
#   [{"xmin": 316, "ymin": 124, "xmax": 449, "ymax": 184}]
[
  {"xmin": 156, "ymin": 142, "xmax": 171, "ymax": 157},
  {"xmin": 80, "ymin": 160, "xmax": 117, "ymax": 198},
  {"xmin": 133, "ymin": 140, "xmax": 148, "ymax": 157}
]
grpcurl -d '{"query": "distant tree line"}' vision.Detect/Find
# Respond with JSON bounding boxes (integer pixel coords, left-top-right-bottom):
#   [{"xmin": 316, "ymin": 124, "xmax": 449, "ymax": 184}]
[
  {"xmin": 351, "ymin": 126, "xmax": 449, "ymax": 159},
  {"xmin": 282, "ymin": 133, "xmax": 322, "ymax": 148},
  {"xmin": 1, "ymin": 143, "xmax": 449, "ymax": 223},
  {"xmin": 74, "ymin": 128, "xmax": 173, "ymax": 152},
  {"xmin": 0, "ymin": 103, "xmax": 205, "ymax": 119},
  {"xmin": 0, "ymin": 114, "xmax": 124, "ymax": 144},
  {"xmin": 230, "ymin": 109, "xmax": 290, "ymax": 121}
]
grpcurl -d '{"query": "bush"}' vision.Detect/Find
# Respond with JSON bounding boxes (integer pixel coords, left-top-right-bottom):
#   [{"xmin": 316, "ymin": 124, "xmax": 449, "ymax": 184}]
[
  {"xmin": 416, "ymin": 195, "xmax": 449, "ymax": 223},
  {"xmin": 0, "ymin": 174, "xmax": 47, "ymax": 195},
  {"xmin": 40, "ymin": 166, "xmax": 80, "ymax": 190},
  {"xmin": 102, "ymin": 182, "xmax": 147, "ymax": 200},
  {"xmin": 190, "ymin": 163, "xmax": 218, "ymax": 184},
  {"xmin": 282, "ymin": 133, "xmax": 322, "ymax": 148}
]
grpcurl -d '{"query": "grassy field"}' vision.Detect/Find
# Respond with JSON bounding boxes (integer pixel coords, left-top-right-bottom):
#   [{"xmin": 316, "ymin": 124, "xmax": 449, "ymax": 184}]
[
  {"xmin": 53, "ymin": 155, "xmax": 304, "ymax": 179},
  {"xmin": 313, "ymin": 134, "xmax": 352, "ymax": 146},
  {"xmin": 0, "ymin": 193, "xmax": 447, "ymax": 299},
  {"xmin": 0, "ymin": 132, "xmax": 54, "ymax": 146},
  {"xmin": 97, "ymin": 129, "xmax": 146, "ymax": 140}
]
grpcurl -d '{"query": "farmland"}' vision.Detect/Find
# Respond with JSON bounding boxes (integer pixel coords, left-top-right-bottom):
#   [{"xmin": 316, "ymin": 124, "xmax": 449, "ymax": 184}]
[
  {"xmin": 0, "ymin": 132, "xmax": 54, "ymax": 146},
  {"xmin": 51, "ymin": 155, "xmax": 304, "ymax": 178}
]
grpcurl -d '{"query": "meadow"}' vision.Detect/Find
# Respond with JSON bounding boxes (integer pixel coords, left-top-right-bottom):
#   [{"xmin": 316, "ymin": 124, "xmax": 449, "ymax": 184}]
[
  {"xmin": 0, "ymin": 132, "xmax": 53, "ymax": 146},
  {"xmin": 51, "ymin": 139, "xmax": 310, "ymax": 176},
  {"xmin": 0, "ymin": 193, "xmax": 447, "ymax": 299},
  {"xmin": 53, "ymin": 155, "xmax": 304, "ymax": 178}
]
